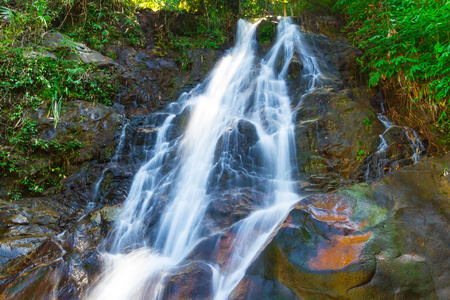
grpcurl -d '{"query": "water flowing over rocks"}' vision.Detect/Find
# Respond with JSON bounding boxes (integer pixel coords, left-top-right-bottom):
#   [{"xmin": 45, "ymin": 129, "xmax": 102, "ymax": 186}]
[{"xmin": 1, "ymin": 15, "xmax": 448, "ymax": 300}]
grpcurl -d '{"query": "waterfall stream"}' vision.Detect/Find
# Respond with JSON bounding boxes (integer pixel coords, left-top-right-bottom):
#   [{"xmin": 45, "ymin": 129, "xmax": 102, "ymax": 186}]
[
  {"xmin": 87, "ymin": 18, "xmax": 323, "ymax": 300},
  {"xmin": 362, "ymin": 109, "xmax": 425, "ymax": 181}
]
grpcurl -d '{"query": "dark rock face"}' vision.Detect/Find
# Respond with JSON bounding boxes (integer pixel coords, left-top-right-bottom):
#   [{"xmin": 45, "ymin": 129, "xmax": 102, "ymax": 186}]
[
  {"xmin": 240, "ymin": 154, "xmax": 450, "ymax": 299},
  {"xmin": 293, "ymin": 87, "xmax": 383, "ymax": 181},
  {"xmin": 285, "ymin": 30, "xmax": 385, "ymax": 185},
  {"xmin": 163, "ymin": 262, "xmax": 213, "ymax": 300},
  {"xmin": 288, "ymin": 29, "xmax": 425, "ymax": 187},
  {"xmin": 204, "ymin": 188, "xmax": 265, "ymax": 233},
  {"xmin": 107, "ymin": 42, "xmax": 221, "ymax": 115},
  {"xmin": 0, "ymin": 195, "xmax": 121, "ymax": 300},
  {"xmin": 32, "ymin": 100, "xmax": 125, "ymax": 164}
]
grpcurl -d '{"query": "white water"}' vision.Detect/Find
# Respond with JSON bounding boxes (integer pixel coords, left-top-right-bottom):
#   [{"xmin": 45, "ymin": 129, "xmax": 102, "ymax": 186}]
[{"xmin": 87, "ymin": 18, "xmax": 323, "ymax": 300}]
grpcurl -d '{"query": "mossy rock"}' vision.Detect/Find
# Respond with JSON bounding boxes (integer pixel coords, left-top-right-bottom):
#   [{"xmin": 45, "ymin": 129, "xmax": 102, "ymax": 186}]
[{"xmin": 240, "ymin": 154, "xmax": 450, "ymax": 299}]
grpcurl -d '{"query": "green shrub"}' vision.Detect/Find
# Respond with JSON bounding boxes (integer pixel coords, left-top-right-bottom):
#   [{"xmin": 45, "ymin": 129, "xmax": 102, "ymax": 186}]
[{"xmin": 337, "ymin": 0, "xmax": 450, "ymax": 138}]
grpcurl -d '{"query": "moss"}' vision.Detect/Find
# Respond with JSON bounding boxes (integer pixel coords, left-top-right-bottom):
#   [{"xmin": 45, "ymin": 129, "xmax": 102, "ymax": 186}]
[
  {"xmin": 101, "ymin": 172, "xmax": 114, "ymax": 192},
  {"xmin": 104, "ymin": 146, "xmax": 115, "ymax": 159}
]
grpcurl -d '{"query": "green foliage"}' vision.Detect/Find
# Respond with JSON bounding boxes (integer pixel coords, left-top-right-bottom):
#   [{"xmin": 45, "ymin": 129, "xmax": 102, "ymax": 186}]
[
  {"xmin": 0, "ymin": 47, "xmax": 116, "ymax": 199},
  {"xmin": 442, "ymin": 162, "xmax": 449, "ymax": 177},
  {"xmin": 144, "ymin": 1, "xmax": 234, "ymax": 61},
  {"xmin": 0, "ymin": 0, "xmax": 134, "ymax": 199},
  {"xmin": 0, "ymin": 0, "xmax": 144, "ymax": 50},
  {"xmin": 61, "ymin": 0, "xmax": 145, "ymax": 51},
  {"xmin": 0, "ymin": 47, "xmax": 117, "ymax": 108},
  {"xmin": 0, "ymin": 118, "xmax": 83, "ymax": 199},
  {"xmin": 356, "ymin": 150, "xmax": 366, "ymax": 162},
  {"xmin": 257, "ymin": 22, "xmax": 275, "ymax": 44},
  {"xmin": 337, "ymin": 0, "xmax": 450, "ymax": 135}
]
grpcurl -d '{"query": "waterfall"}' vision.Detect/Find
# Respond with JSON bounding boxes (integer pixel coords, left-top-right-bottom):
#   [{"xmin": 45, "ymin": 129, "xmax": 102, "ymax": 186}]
[
  {"xmin": 363, "ymin": 110, "xmax": 425, "ymax": 181},
  {"xmin": 86, "ymin": 18, "xmax": 322, "ymax": 300}
]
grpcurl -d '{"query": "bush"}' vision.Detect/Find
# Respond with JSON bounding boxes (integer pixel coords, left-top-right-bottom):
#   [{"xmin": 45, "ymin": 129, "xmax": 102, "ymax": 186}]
[
  {"xmin": 337, "ymin": 0, "xmax": 450, "ymax": 143},
  {"xmin": 0, "ymin": 0, "xmax": 141, "ymax": 199}
]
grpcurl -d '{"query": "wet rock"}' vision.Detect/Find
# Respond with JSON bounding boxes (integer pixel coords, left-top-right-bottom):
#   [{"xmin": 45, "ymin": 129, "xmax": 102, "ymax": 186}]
[
  {"xmin": 3, "ymin": 225, "xmax": 55, "ymax": 237},
  {"xmin": 95, "ymin": 166, "xmax": 135, "ymax": 205},
  {"xmin": 361, "ymin": 125, "xmax": 425, "ymax": 181},
  {"xmin": 230, "ymin": 276, "xmax": 300, "ymax": 300},
  {"xmin": 214, "ymin": 120, "xmax": 261, "ymax": 164},
  {"xmin": 31, "ymin": 100, "xmax": 124, "ymax": 163},
  {"xmin": 204, "ymin": 188, "xmax": 265, "ymax": 233},
  {"xmin": 210, "ymin": 120, "xmax": 265, "ymax": 189},
  {"xmin": 163, "ymin": 262, "xmax": 213, "ymax": 300},
  {"xmin": 0, "ymin": 236, "xmax": 48, "ymax": 270},
  {"xmin": 90, "ymin": 203, "xmax": 122, "ymax": 224},
  {"xmin": 288, "ymin": 53, "xmax": 303, "ymax": 79},
  {"xmin": 0, "ymin": 239, "xmax": 67, "ymax": 299},
  {"xmin": 242, "ymin": 154, "xmax": 450, "ymax": 299},
  {"xmin": 299, "ymin": 173, "xmax": 356, "ymax": 193},
  {"xmin": 186, "ymin": 49, "xmax": 219, "ymax": 81},
  {"xmin": 294, "ymin": 88, "xmax": 383, "ymax": 179},
  {"xmin": 7, "ymin": 212, "xmax": 30, "ymax": 225},
  {"xmin": 33, "ymin": 209, "xmax": 59, "ymax": 226}
]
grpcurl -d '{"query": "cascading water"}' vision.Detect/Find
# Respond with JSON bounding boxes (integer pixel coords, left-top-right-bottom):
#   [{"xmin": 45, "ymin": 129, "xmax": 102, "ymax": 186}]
[
  {"xmin": 92, "ymin": 119, "xmax": 130, "ymax": 202},
  {"xmin": 362, "ymin": 108, "xmax": 425, "ymax": 181},
  {"xmin": 78, "ymin": 120, "xmax": 130, "ymax": 223},
  {"xmin": 86, "ymin": 18, "xmax": 322, "ymax": 300}
]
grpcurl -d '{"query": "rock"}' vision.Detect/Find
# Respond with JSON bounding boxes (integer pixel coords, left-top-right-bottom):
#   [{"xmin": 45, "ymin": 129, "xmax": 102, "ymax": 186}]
[
  {"xmin": 210, "ymin": 120, "xmax": 265, "ymax": 189},
  {"xmin": 33, "ymin": 209, "xmax": 59, "ymax": 226},
  {"xmin": 204, "ymin": 188, "xmax": 265, "ymax": 233},
  {"xmin": 288, "ymin": 53, "xmax": 303, "ymax": 79},
  {"xmin": 240, "ymin": 154, "xmax": 450, "ymax": 299},
  {"xmin": 3, "ymin": 225, "xmax": 55, "ymax": 236},
  {"xmin": 163, "ymin": 262, "xmax": 213, "ymax": 300},
  {"xmin": 90, "ymin": 203, "xmax": 122, "ymax": 224},
  {"xmin": 42, "ymin": 32, "xmax": 115, "ymax": 66},
  {"xmin": 0, "ymin": 239, "xmax": 66, "ymax": 299},
  {"xmin": 31, "ymin": 100, "xmax": 124, "ymax": 163},
  {"xmin": 230, "ymin": 276, "xmax": 300, "ymax": 300},
  {"xmin": 361, "ymin": 125, "xmax": 425, "ymax": 180},
  {"xmin": 23, "ymin": 50, "xmax": 57, "ymax": 60},
  {"xmin": 299, "ymin": 173, "xmax": 356, "ymax": 193},
  {"xmin": 0, "ymin": 236, "xmax": 48, "ymax": 270},
  {"xmin": 7, "ymin": 212, "xmax": 30, "ymax": 225},
  {"xmin": 294, "ymin": 88, "xmax": 383, "ymax": 179},
  {"xmin": 186, "ymin": 49, "xmax": 219, "ymax": 81}
]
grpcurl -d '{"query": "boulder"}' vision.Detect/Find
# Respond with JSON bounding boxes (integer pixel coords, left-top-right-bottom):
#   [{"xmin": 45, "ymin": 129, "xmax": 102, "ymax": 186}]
[
  {"xmin": 42, "ymin": 32, "xmax": 116, "ymax": 66},
  {"xmin": 204, "ymin": 188, "xmax": 265, "ymax": 233},
  {"xmin": 294, "ymin": 87, "xmax": 383, "ymax": 180},
  {"xmin": 163, "ymin": 262, "xmax": 213, "ymax": 300},
  {"xmin": 240, "ymin": 154, "xmax": 450, "ymax": 299}
]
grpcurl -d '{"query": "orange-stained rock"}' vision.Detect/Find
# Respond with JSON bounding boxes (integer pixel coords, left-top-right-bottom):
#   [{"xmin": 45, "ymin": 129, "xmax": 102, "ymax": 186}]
[{"xmin": 308, "ymin": 232, "xmax": 371, "ymax": 270}]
